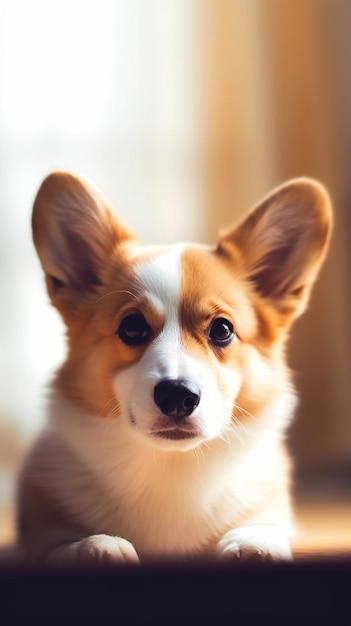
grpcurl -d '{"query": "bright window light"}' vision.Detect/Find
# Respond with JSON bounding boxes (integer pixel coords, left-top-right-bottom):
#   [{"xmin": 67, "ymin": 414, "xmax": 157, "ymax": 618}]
[{"xmin": 0, "ymin": 1, "xmax": 117, "ymax": 133}]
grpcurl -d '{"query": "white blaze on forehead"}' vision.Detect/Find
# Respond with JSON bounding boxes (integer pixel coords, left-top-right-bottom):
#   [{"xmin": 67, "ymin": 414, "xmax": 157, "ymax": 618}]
[
  {"xmin": 135, "ymin": 243, "xmax": 187, "ymax": 380},
  {"xmin": 135, "ymin": 243, "xmax": 186, "ymax": 319}
]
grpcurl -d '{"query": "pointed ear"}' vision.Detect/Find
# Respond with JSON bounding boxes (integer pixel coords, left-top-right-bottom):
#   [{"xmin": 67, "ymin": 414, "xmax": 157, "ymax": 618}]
[
  {"xmin": 217, "ymin": 178, "xmax": 332, "ymax": 321},
  {"xmin": 32, "ymin": 171, "xmax": 135, "ymax": 307}
]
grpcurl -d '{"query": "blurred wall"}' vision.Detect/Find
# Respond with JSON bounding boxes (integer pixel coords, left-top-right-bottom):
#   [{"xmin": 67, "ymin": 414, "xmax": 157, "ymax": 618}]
[{"xmin": 200, "ymin": 0, "xmax": 351, "ymax": 471}]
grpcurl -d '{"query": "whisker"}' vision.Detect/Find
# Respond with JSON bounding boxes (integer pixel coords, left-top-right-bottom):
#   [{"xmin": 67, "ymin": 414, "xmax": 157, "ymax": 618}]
[
  {"xmin": 227, "ymin": 419, "xmax": 245, "ymax": 445},
  {"xmin": 213, "ymin": 254, "xmax": 265, "ymax": 302},
  {"xmin": 99, "ymin": 396, "xmax": 120, "ymax": 420},
  {"xmin": 191, "ymin": 447, "xmax": 200, "ymax": 467},
  {"xmin": 95, "ymin": 289, "xmax": 140, "ymax": 304},
  {"xmin": 233, "ymin": 404, "xmax": 257, "ymax": 422},
  {"xmin": 228, "ymin": 402, "xmax": 260, "ymax": 444},
  {"xmin": 217, "ymin": 430, "xmax": 231, "ymax": 446},
  {"xmin": 197, "ymin": 443, "xmax": 208, "ymax": 465},
  {"xmin": 152, "ymin": 449, "xmax": 161, "ymax": 470}
]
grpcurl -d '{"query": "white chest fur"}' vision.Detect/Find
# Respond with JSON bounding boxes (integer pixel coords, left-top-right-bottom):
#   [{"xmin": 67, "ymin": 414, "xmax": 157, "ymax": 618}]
[{"xmin": 45, "ymin": 394, "xmax": 283, "ymax": 559}]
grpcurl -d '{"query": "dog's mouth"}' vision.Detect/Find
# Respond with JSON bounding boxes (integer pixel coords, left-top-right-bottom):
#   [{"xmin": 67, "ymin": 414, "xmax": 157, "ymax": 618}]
[
  {"xmin": 129, "ymin": 410, "xmax": 201, "ymax": 441},
  {"xmin": 153, "ymin": 428, "xmax": 199, "ymax": 441}
]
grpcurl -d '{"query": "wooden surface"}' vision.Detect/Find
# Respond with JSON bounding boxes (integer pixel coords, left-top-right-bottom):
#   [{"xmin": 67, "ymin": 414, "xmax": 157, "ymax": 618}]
[
  {"xmin": 293, "ymin": 500, "xmax": 351, "ymax": 558},
  {"xmin": 1, "ymin": 499, "xmax": 351, "ymax": 559}
]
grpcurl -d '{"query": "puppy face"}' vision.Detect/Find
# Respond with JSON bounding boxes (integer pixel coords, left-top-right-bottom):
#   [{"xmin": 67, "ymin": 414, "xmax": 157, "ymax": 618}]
[
  {"xmin": 113, "ymin": 244, "xmax": 246, "ymax": 451},
  {"xmin": 32, "ymin": 172, "xmax": 332, "ymax": 451}
]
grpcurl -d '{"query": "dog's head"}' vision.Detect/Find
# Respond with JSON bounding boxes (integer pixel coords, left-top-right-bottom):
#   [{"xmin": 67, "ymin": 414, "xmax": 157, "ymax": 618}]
[{"xmin": 32, "ymin": 172, "xmax": 332, "ymax": 451}]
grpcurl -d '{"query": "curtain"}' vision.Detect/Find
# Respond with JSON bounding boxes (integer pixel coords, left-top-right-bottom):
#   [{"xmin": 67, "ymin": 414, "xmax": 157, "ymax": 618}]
[{"xmin": 199, "ymin": 0, "xmax": 351, "ymax": 471}]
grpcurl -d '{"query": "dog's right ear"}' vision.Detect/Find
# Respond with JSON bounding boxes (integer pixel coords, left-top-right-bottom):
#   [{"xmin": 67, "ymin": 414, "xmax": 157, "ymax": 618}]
[
  {"xmin": 217, "ymin": 178, "xmax": 332, "ymax": 325},
  {"xmin": 32, "ymin": 171, "xmax": 135, "ymax": 313}
]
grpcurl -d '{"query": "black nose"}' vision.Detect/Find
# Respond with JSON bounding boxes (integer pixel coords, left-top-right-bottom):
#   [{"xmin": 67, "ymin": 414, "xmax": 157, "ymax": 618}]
[{"xmin": 153, "ymin": 378, "xmax": 201, "ymax": 421}]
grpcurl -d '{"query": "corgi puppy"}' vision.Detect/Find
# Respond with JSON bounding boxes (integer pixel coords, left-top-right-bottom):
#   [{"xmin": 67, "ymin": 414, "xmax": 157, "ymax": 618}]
[{"xmin": 17, "ymin": 172, "xmax": 332, "ymax": 565}]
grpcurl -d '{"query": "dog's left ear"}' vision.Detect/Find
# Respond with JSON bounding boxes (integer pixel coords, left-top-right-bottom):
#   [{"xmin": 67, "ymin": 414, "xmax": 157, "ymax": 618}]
[
  {"xmin": 32, "ymin": 171, "xmax": 135, "ymax": 317},
  {"xmin": 217, "ymin": 178, "xmax": 332, "ymax": 321}
]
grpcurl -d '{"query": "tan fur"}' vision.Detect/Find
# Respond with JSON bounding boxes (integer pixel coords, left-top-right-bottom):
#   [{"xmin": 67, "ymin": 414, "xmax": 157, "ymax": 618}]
[{"xmin": 17, "ymin": 172, "xmax": 332, "ymax": 565}]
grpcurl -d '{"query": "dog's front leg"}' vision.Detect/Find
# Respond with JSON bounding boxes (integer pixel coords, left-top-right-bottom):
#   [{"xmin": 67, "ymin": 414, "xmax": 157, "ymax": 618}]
[
  {"xmin": 45, "ymin": 534, "xmax": 140, "ymax": 566},
  {"xmin": 215, "ymin": 525, "xmax": 292, "ymax": 562}
]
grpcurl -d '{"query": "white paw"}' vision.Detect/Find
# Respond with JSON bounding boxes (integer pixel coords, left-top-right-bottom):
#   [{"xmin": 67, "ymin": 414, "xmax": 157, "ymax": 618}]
[
  {"xmin": 47, "ymin": 534, "xmax": 140, "ymax": 566},
  {"xmin": 216, "ymin": 525, "xmax": 292, "ymax": 563}
]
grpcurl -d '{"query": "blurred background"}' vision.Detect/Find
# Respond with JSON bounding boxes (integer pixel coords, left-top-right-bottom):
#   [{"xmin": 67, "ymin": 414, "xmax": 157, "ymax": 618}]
[{"xmin": 0, "ymin": 0, "xmax": 350, "ymax": 552}]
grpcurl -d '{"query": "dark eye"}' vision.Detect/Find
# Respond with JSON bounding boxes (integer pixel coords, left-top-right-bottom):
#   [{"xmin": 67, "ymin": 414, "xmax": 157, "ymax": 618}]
[
  {"xmin": 208, "ymin": 317, "xmax": 235, "ymax": 347},
  {"xmin": 118, "ymin": 314, "xmax": 151, "ymax": 346}
]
